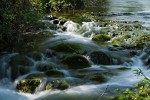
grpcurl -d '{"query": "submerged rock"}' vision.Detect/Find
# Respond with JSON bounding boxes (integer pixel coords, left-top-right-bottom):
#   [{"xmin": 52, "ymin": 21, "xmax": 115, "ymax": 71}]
[
  {"xmin": 46, "ymin": 79, "xmax": 69, "ymax": 90},
  {"xmin": 28, "ymin": 52, "xmax": 42, "ymax": 61},
  {"xmin": 36, "ymin": 62, "xmax": 56, "ymax": 72},
  {"xmin": 62, "ymin": 54, "xmax": 91, "ymax": 69},
  {"xmin": 89, "ymin": 51, "xmax": 113, "ymax": 65},
  {"xmin": 25, "ymin": 73, "xmax": 45, "ymax": 79},
  {"xmin": 51, "ymin": 43, "xmax": 81, "ymax": 53},
  {"xmin": 16, "ymin": 79, "xmax": 41, "ymax": 93},
  {"xmin": 89, "ymin": 74, "xmax": 107, "ymax": 83},
  {"xmin": 92, "ymin": 34, "xmax": 111, "ymax": 42},
  {"xmin": 9, "ymin": 54, "xmax": 33, "ymax": 81},
  {"xmin": 44, "ymin": 70, "xmax": 64, "ymax": 77}
]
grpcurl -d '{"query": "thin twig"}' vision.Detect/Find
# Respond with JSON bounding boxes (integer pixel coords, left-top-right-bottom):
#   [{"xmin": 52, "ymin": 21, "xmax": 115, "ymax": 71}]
[{"xmin": 98, "ymin": 85, "xmax": 109, "ymax": 100}]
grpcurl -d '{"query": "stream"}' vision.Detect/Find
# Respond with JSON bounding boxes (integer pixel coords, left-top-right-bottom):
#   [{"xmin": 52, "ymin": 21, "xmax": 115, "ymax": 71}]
[{"xmin": 0, "ymin": 0, "xmax": 150, "ymax": 100}]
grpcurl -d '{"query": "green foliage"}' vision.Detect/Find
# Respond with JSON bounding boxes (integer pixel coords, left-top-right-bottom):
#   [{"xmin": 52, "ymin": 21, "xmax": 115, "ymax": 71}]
[
  {"xmin": 92, "ymin": 34, "xmax": 111, "ymax": 42},
  {"xmin": 0, "ymin": 0, "xmax": 44, "ymax": 51},
  {"xmin": 114, "ymin": 69, "xmax": 150, "ymax": 100}
]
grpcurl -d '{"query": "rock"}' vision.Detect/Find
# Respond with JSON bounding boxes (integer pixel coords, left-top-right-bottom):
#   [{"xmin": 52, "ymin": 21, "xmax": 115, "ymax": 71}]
[
  {"xmin": 147, "ymin": 56, "xmax": 150, "ymax": 66},
  {"xmin": 62, "ymin": 54, "xmax": 91, "ymax": 69},
  {"xmin": 46, "ymin": 79, "xmax": 69, "ymax": 90},
  {"xmin": 51, "ymin": 43, "xmax": 81, "ymax": 53},
  {"xmin": 16, "ymin": 79, "xmax": 41, "ymax": 93},
  {"xmin": 89, "ymin": 74, "xmax": 107, "ymax": 83},
  {"xmin": 25, "ymin": 73, "xmax": 45, "ymax": 79},
  {"xmin": 29, "ymin": 52, "xmax": 42, "ymax": 61},
  {"xmin": 36, "ymin": 62, "xmax": 55, "ymax": 72},
  {"xmin": 44, "ymin": 70, "xmax": 64, "ymax": 77},
  {"xmin": 19, "ymin": 66, "xmax": 31, "ymax": 75},
  {"xmin": 9, "ymin": 54, "xmax": 33, "ymax": 81},
  {"xmin": 89, "ymin": 51, "xmax": 113, "ymax": 65},
  {"xmin": 44, "ymin": 49, "xmax": 56, "ymax": 58},
  {"xmin": 92, "ymin": 34, "xmax": 110, "ymax": 42},
  {"xmin": 53, "ymin": 19, "xmax": 59, "ymax": 24},
  {"xmin": 111, "ymin": 35, "xmax": 131, "ymax": 46},
  {"xmin": 100, "ymin": 28, "xmax": 111, "ymax": 34},
  {"xmin": 117, "ymin": 67, "xmax": 131, "ymax": 71}
]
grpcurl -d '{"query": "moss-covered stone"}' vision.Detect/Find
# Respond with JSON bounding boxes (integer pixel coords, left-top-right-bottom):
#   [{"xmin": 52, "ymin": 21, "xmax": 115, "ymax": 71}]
[
  {"xmin": 46, "ymin": 79, "xmax": 69, "ymax": 90},
  {"xmin": 90, "ymin": 51, "xmax": 113, "ymax": 65},
  {"xmin": 92, "ymin": 34, "xmax": 110, "ymax": 42},
  {"xmin": 44, "ymin": 70, "xmax": 64, "ymax": 77},
  {"xmin": 16, "ymin": 79, "xmax": 41, "ymax": 93},
  {"xmin": 29, "ymin": 52, "xmax": 42, "ymax": 61},
  {"xmin": 89, "ymin": 74, "xmax": 107, "ymax": 83},
  {"xmin": 62, "ymin": 54, "xmax": 91, "ymax": 69},
  {"xmin": 117, "ymin": 67, "xmax": 131, "ymax": 70},
  {"xmin": 9, "ymin": 54, "xmax": 33, "ymax": 81},
  {"xmin": 100, "ymin": 28, "xmax": 111, "ymax": 34},
  {"xmin": 36, "ymin": 62, "xmax": 55, "ymax": 72},
  {"xmin": 112, "ymin": 35, "xmax": 131, "ymax": 46},
  {"xmin": 25, "ymin": 73, "xmax": 45, "ymax": 79},
  {"xmin": 51, "ymin": 43, "xmax": 81, "ymax": 53}
]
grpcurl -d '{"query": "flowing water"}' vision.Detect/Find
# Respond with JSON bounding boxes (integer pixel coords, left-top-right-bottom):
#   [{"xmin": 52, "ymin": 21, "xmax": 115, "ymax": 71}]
[{"xmin": 1, "ymin": 0, "xmax": 150, "ymax": 100}]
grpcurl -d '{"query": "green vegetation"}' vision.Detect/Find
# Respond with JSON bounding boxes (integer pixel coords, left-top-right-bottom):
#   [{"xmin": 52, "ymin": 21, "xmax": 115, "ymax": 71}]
[
  {"xmin": 113, "ymin": 69, "xmax": 150, "ymax": 100},
  {"xmin": 51, "ymin": 43, "xmax": 82, "ymax": 53},
  {"xmin": 92, "ymin": 34, "xmax": 111, "ymax": 43}
]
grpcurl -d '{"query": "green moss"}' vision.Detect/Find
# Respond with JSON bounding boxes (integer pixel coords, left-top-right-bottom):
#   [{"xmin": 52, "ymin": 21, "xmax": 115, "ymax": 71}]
[
  {"xmin": 44, "ymin": 70, "xmax": 64, "ymax": 77},
  {"xmin": 112, "ymin": 35, "xmax": 130, "ymax": 46},
  {"xmin": 25, "ymin": 73, "xmax": 44, "ymax": 79},
  {"xmin": 92, "ymin": 34, "xmax": 111, "ymax": 42},
  {"xmin": 62, "ymin": 54, "xmax": 91, "ymax": 69},
  {"xmin": 36, "ymin": 62, "xmax": 54, "ymax": 72},
  {"xmin": 16, "ymin": 79, "xmax": 41, "ymax": 93},
  {"xmin": 89, "ymin": 74, "xmax": 107, "ymax": 83},
  {"xmin": 46, "ymin": 79, "xmax": 69, "ymax": 90},
  {"xmin": 117, "ymin": 67, "xmax": 131, "ymax": 71},
  {"xmin": 51, "ymin": 43, "xmax": 81, "ymax": 53}
]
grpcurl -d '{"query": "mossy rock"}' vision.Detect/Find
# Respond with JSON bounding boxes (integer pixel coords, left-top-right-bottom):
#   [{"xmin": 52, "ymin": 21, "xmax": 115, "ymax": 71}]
[
  {"xmin": 25, "ymin": 73, "xmax": 45, "ymax": 79},
  {"xmin": 29, "ymin": 52, "xmax": 42, "ymax": 61},
  {"xmin": 36, "ymin": 62, "xmax": 55, "ymax": 72},
  {"xmin": 121, "ymin": 25, "xmax": 133, "ymax": 31},
  {"xmin": 117, "ymin": 67, "xmax": 131, "ymax": 71},
  {"xmin": 44, "ymin": 70, "xmax": 64, "ymax": 77},
  {"xmin": 51, "ymin": 43, "xmax": 81, "ymax": 53},
  {"xmin": 135, "ymin": 35, "xmax": 150, "ymax": 48},
  {"xmin": 112, "ymin": 35, "xmax": 130, "ymax": 46},
  {"xmin": 90, "ymin": 51, "xmax": 113, "ymax": 65},
  {"xmin": 92, "ymin": 34, "xmax": 111, "ymax": 42},
  {"xmin": 9, "ymin": 54, "xmax": 33, "ymax": 66},
  {"xmin": 89, "ymin": 74, "xmax": 107, "ymax": 83},
  {"xmin": 9, "ymin": 54, "xmax": 33, "ymax": 81},
  {"xmin": 100, "ymin": 28, "xmax": 111, "ymax": 34},
  {"xmin": 16, "ymin": 79, "xmax": 41, "ymax": 93},
  {"xmin": 62, "ymin": 54, "xmax": 91, "ymax": 69},
  {"xmin": 46, "ymin": 79, "xmax": 69, "ymax": 90}
]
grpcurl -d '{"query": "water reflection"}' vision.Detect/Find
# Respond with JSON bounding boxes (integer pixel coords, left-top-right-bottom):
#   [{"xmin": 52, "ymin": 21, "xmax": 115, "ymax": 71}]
[{"xmin": 110, "ymin": 0, "xmax": 150, "ymax": 13}]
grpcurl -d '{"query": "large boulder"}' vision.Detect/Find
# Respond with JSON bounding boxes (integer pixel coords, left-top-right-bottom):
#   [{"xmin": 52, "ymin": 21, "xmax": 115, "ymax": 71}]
[
  {"xmin": 62, "ymin": 54, "xmax": 91, "ymax": 69},
  {"xmin": 89, "ymin": 51, "xmax": 113, "ymax": 65},
  {"xmin": 46, "ymin": 79, "xmax": 69, "ymax": 90},
  {"xmin": 9, "ymin": 54, "xmax": 33, "ymax": 81},
  {"xmin": 16, "ymin": 79, "xmax": 41, "ymax": 93},
  {"xmin": 51, "ymin": 43, "xmax": 81, "ymax": 53}
]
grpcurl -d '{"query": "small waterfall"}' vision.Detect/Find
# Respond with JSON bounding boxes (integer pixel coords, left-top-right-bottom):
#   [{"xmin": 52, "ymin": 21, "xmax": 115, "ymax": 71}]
[{"xmin": 63, "ymin": 21, "xmax": 80, "ymax": 32}]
